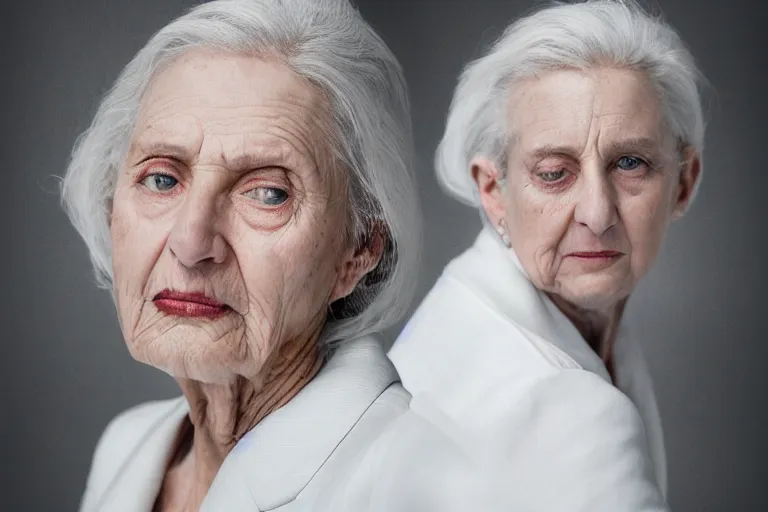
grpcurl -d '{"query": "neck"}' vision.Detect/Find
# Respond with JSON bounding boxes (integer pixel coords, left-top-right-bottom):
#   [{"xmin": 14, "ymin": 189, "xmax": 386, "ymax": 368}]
[
  {"xmin": 548, "ymin": 294, "xmax": 628, "ymax": 376},
  {"xmin": 158, "ymin": 329, "xmax": 324, "ymax": 510}
]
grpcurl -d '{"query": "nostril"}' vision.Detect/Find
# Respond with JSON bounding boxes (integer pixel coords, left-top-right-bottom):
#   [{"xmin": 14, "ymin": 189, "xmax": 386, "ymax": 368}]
[{"xmin": 168, "ymin": 232, "xmax": 228, "ymax": 269}]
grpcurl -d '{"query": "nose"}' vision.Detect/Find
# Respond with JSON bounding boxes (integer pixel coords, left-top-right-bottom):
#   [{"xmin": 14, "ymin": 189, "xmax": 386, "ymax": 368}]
[
  {"xmin": 573, "ymin": 168, "xmax": 618, "ymax": 236},
  {"xmin": 167, "ymin": 190, "xmax": 228, "ymax": 268}
]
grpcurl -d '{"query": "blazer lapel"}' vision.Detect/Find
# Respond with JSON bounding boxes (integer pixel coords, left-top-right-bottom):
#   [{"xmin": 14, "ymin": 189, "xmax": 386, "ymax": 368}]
[
  {"xmin": 447, "ymin": 228, "xmax": 613, "ymax": 382},
  {"xmin": 96, "ymin": 398, "xmax": 188, "ymax": 512},
  {"xmin": 201, "ymin": 336, "xmax": 400, "ymax": 511}
]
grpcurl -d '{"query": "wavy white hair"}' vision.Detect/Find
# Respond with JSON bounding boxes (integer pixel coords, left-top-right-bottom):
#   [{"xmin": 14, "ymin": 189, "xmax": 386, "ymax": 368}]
[
  {"xmin": 437, "ymin": 0, "xmax": 707, "ymax": 211},
  {"xmin": 60, "ymin": 0, "xmax": 421, "ymax": 346}
]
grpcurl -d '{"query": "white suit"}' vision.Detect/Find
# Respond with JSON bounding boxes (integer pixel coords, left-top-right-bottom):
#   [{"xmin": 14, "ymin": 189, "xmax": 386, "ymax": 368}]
[
  {"xmin": 78, "ymin": 337, "xmax": 413, "ymax": 511},
  {"xmin": 388, "ymin": 227, "xmax": 669, "ymax": 511}
]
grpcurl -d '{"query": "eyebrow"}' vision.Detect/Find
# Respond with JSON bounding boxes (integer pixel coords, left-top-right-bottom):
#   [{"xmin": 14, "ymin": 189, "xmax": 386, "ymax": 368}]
[
  {"xmin": 131, "ymin": 139, "xmax": 311, "ymax": 174},
  {"xmin": 527, "ymin": 137, "xmax": 662, "ymax": 161},
  {"xmin": 603, "ymin": 137, "xmax": 662, "ymax": 157},
  {"xmin": 222, "ymin": 147, "xmax": 303, "ymax": 174},
  {"xmin": 131, "ymin": 140, "xmax": 195, "ymax": 164}
]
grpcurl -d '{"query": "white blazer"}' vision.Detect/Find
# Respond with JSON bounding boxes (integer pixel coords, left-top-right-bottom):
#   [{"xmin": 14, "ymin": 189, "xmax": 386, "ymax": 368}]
[
  {"xmin": 78, "ymin": 336, "xmax": 411, "ymax": 512},
  {"xmin": 389, "ymin": 227, "xmax": 670, "ymax": 511}
]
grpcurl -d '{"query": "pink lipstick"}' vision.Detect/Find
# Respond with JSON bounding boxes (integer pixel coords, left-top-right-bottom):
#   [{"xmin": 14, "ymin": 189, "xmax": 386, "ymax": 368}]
[
  {"xmin": 152, "ymin": 289, "xmax": 232, "ymax": 319},
  {"xmin": 568, "ymin": 251, "xmax": 623, "ymax": 259},
  {"xmin": 566, "ymin": 250, "xmax": 623, "ymax": 270}
]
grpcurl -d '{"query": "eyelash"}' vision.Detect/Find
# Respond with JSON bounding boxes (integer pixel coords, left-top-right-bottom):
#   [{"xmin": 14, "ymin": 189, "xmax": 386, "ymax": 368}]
[
  {"xmin": 242, "ymin": 186, "xmax": 290, "ymax": 207},
  {"xmin": 137, "ymin": 164, "xmax": 181, "ymax": 195},
  {"xmin": 615, "ymin": 155, "xmax": 652, "ymax": 172}
]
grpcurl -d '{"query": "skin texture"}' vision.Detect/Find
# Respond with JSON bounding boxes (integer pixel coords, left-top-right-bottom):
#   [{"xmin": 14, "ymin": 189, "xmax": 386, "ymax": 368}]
[
  {"xmin": 472, "ymin": 67, "xmax": 701, "ymax": 368},
  {"xmin": 110, "ymin": 49, "xmax": 383, "ymax": 511}
]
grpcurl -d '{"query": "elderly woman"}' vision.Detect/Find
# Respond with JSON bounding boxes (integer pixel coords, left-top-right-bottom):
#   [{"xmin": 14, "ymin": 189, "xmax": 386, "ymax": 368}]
[
  {"xmin": 62, "ymin": 0, "xmax": 420, "ymax": 510},
  {"xmin": 389, "ymin": 0, "xmax": 705, "ymax": 509}
]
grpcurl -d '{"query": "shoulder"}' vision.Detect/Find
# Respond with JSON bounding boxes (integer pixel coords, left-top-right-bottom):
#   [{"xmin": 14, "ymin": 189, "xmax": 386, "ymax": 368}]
[
  {"xmin": 406, "ymin": 365, "xmax": 654, "ymax": 461},
  {"xmin": 476, "ymin": 370, "xmax": 668, "ymax": 510},
  {"xmin": 79, "ymin": 397, "xmax": 184, "ymax": 510},
  {"xmin": 364, "ymin": 379, "xmax": 411, "ymax": 415},
  {"xmin": 475, "ymin": 367, "xmax": 633, "ymax": 423},
  {"xmin": 305, "ymin": 380, "xmax": 411, "ymax": 479}
]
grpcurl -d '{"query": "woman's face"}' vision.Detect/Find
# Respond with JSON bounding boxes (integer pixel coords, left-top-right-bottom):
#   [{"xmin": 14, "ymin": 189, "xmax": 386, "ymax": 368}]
[
  {"xmin": 474, "ymin": 67, "xmax": 700, "ymax": 312},
  {"xmin": 110, "ymin": 50, "xmax": 373, "ymax": 384}
]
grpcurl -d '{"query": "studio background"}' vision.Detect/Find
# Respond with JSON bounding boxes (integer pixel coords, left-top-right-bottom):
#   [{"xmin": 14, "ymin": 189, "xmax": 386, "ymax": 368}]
[{"xmin": 3, "ymin": 0, "xmax": 766, "ymax": 510}]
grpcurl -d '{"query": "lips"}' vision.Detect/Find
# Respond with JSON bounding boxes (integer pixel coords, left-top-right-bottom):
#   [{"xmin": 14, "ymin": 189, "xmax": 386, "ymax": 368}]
[
  {"xmin": 152, "ymin": 289, "xmax": 232, "ymax": 319},
  {"xmin": 568, "ymin": 251, "xmax": 623, "ymax": 258}
]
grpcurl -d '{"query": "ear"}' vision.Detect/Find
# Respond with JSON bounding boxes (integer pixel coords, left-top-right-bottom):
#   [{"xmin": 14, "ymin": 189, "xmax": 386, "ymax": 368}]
[
  {"xmin": 331, "ymin": 223, "xmax": 386, "ymax": 302},
  {"xmin": 471, "ymin": 156, "xmax": 507, "ymax": 226},
  {"xmin": 671, "ymin": 147, "xmax": 702, "ymax": 220}
]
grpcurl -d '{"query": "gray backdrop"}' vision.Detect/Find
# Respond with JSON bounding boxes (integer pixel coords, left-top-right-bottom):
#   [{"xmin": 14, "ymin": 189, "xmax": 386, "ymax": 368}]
[{"xmin": 4, "ymin": 0, "xmax": 767, "ymax": 510}]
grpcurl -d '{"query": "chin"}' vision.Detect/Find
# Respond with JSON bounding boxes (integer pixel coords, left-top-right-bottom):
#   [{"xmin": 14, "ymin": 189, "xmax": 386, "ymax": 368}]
[
  {"xmin": 153, "ymin": 359, "xmax": 239, "ymax": 384},
  {"xmin": 127, "ymin": 330, "xmax": 255, "ymax": 384},
  {"xmin": 168, "ymin": 357, "xmax": 246, "ymax": 383},
  {"xmin": 557, "ymin": 274, "xmax": 630, "ymax": 311}
]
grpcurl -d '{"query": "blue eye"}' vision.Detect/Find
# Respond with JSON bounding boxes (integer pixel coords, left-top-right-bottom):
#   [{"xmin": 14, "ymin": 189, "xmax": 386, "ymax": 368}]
[
  {"xmin": 141, "ymin": 173, "xmax": 178, "ymax": 192},
  {"xmin": 617, "ymin": 156, "xmax": 644, "ymax": 171},
  {"xmin": 244, "ymin": 187, "xmax": 289, "ymax": 206}
]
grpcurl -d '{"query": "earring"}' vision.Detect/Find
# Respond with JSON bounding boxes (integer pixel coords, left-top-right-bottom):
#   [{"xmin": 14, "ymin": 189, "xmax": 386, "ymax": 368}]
[{"xmin": 497, "ymin": 219, "xmax": 511, "ymax": 247}]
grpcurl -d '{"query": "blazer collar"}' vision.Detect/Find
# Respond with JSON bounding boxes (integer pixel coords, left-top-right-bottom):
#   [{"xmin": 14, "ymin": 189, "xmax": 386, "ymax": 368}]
[
  {"xmin": 446, "ymin": 227, "xmax": 613, "ymax": 383},
  {"xmin": 94, "ymin": 397, "xmax": 188, "ymax": 512},
  {"xmin": 98, "ymin": 335, "xmax": 399, "ymax": 512},
  {"xmin": 206, "ymin": 335, "xmax": 400, "ymax": 510}
]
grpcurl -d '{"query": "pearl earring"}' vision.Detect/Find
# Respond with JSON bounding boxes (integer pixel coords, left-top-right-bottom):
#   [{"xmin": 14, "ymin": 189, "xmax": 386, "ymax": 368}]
[{"xmin": 497, "ymin": 220, "xmax": 511, "ymax": 247}]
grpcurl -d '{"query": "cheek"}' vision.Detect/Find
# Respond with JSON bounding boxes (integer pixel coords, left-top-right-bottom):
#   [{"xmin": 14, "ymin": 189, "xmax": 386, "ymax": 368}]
[
  {"xmin": 620, "ymin": 185, "xmax": 673, "ymax": 277},
  {"xmin": 235, "ymin": 222, "xmax": 342, "ymax": 340},
  {"xmin": 110, "ymin": 192, "xmax": 170, "ymax": 316},
  {"xmin": 110, "ymin": 197, "xmax": 137, "ymax": 295},
  {"xmin": 504, "ymin": 182, "xmax": 572, "ymax": 267}
]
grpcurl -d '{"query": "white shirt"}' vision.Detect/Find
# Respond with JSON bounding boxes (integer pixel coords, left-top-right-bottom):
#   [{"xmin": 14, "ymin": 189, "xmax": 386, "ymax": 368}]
[
  {"xmin": 388, "ymin": 227, "xmax": 669, "ymax": 511},
  {"xmin": 78, "ymin": 336, "xmax": 412, "ymax": 512}
]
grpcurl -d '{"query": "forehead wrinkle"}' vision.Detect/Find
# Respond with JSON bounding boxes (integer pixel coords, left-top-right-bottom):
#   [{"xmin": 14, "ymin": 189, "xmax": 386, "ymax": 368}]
[
  {"xmin": 514, "ymin": 108, "xmax": 592, "ymax": 159},
  {"xmin": 134, "ymin": 51, "xmax": 339, "ymax": 185},
  {"xmin": 592, "ymin": 115, "xmax": 670, "ymax": 162},
  {"xmin": 134, "ymin": 103, "xmax": 332, "ymax": 180},
  {"xmin": 263, "ymin": 105, "xmax": 338, "ymax": 187},
  {"xmin": 130, "ymin": 131, "xmax": 202, "ymax": 165},
  {"xmin": 512, "ymin": 67, "xmax": 670, "ymax": 160},
  {"xmin": 526, "ymin": 108, "xmax": 663, "ymax": 159},
  {"xmin": 137, "ymin": 92, "xmax": 213, "ymax": 133},
  {"xmin": 521, "ymin": 123, "xmax": 582, "ymax": 161},
  {"xmin": 213, "ymin": 91, "xmax": 332, "ymax": 176},
  {"xmin": 129, "ymin": 105, "xmax": 208, "ymax": 168}
]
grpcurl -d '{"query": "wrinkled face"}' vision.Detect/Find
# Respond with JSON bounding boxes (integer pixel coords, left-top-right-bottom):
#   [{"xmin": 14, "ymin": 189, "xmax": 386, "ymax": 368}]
[
  {"xmin": 474, "ymin": 67, "xmax": 700, "ymax": 312},
  {"xmin": 110, "ymin": 50, "xmax": 366, "ymax": 384}
]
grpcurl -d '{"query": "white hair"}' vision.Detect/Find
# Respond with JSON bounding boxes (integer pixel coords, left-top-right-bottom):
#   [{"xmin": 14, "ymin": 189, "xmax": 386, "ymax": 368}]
[
  {"xmin": 437, "ymin": 0, "xmax": 707, "ymax": 210},
  {"xmin": 60, "ymin": 0, "xmax": 421, "ymax": 346}
]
